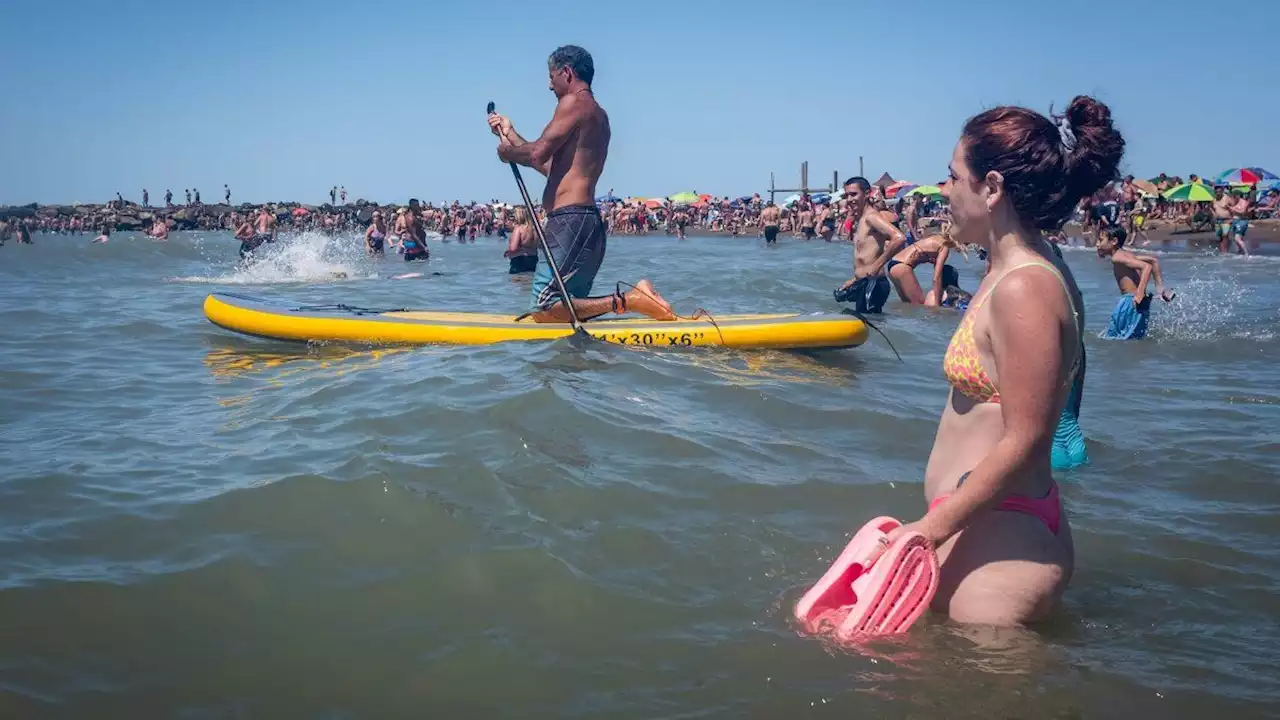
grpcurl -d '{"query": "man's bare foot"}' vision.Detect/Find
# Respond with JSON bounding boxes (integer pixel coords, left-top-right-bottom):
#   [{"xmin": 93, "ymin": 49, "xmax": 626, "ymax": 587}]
[{"xmin": 622, "ymin": 279, "xmax": 677, "ymax": 321}]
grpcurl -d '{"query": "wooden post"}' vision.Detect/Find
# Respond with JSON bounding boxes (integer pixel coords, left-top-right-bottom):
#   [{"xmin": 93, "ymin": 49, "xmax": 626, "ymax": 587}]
[{"xmin": 859, "ymin": 156, "xmax": 864, "ymax": 177}]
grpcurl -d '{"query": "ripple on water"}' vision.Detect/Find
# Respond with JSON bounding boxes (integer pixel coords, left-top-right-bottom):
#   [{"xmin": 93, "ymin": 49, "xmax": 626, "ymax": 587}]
[{"xmin": 0, "ymin": 231, "xmax": 1278, "ymax": 716}]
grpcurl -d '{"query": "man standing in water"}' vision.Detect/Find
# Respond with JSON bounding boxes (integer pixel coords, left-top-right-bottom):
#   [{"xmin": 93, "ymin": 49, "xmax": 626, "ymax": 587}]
[
  {"xmin": 760, "ymin": 201, "xmax": 780, "ymax": 244},
  {"xmin": 487, "ymin": 45, "xmax": 675, "ymax": 322},
  {"xmin": 834, "ymin": 177, "xmax": 905, "ymax": 314}
]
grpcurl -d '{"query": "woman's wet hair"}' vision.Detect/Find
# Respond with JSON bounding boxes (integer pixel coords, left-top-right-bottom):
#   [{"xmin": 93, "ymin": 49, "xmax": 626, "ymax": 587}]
[
  {"xmin": 549, "ymin": 45, "xmax": 594, "ymax": 86},
  {"xmin": 962, "ymin": 95, "xmax": 1125, "ymax": 231},
  {"xmin": 941, "ymin": 264, "xmax": 960, "ymax": 289}
]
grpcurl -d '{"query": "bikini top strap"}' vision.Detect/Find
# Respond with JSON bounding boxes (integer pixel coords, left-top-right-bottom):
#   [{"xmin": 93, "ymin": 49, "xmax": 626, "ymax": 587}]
[
  {"xmin": 975, "ymin": 260, "xmax": 1084, "ymax": 378},
  {"xmin": 972, "ymin": 261, "xmax": 1073, "ymax": 311}
]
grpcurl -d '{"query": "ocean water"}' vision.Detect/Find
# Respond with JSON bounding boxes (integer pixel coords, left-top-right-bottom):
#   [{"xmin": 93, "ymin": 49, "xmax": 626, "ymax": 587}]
[{"xmin": 1, "ymin": 230, "xmax": 1278, "ymax": 718}]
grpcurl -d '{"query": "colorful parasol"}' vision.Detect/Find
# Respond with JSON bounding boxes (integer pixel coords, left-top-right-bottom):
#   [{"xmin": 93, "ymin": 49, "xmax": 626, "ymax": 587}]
[
  {"xmin": 1162, "ymin": 183, "xmax": 1216, "ymax": 202},
  {"xmin": 906, "ymin": 185, "xmax": 942, "ymax": 197}
]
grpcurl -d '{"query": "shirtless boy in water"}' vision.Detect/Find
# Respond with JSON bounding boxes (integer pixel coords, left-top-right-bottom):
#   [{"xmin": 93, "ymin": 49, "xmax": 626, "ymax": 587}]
[
  {"xmin": 834, "ymin": 177, "xmax": 906, "ymax": 314},
  {"xmin": 487, "ymin": 45, "xmax": 674, "ymax": 322},
  {"xmin": 1097, "ymin": 227, "xmax": 1175, "ymax": 340}
]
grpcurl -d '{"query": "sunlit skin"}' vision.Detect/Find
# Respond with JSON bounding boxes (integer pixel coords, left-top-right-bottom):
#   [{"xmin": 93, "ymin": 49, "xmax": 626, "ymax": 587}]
[{"xmin": 881, "ymin": 138, "xmax": 1086, "ymax": 626}]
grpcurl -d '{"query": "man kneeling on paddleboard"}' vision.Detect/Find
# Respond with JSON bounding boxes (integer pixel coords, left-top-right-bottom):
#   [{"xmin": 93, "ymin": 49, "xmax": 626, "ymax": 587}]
[{"xmin": 487, "ymin": 45, "xmax": 676, "ymax": 323}]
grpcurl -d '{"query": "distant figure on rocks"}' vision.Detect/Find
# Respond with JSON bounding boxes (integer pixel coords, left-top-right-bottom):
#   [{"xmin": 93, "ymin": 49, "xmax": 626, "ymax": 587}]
[
  {"xmin": 224, "ymin": 184, "xmax": 231, "ymax": 204},
  {"xmin": 329, "ymin": 187, "xmax": 337, "ymax": 204},
  {"xmin": 142, "ymin": 189, "xmax": 149, "ymax": 207},
  {"xmin": 116, "ymin": 192, "xmax": 124, "ymax": 208},
  {"xmin": 340, "ymin": 186, "xmax": 347, "ymax": 204},
  {"xmin": 185, "ymin": 189, "xmax": 192, "ymax": 204},
  {"xmin": 194, "ymin": 188, "xmax": 201, "ymax": 205},
  {"xmin": 165, "ymin": 189, "xmax": 173, "ymax": 206}
]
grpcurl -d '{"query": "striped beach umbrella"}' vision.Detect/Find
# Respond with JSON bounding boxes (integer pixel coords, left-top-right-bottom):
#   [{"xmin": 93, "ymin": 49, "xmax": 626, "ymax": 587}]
[{"xmin": 1162, "ymin": 183, "xmax": 1216, "ymax": 202}]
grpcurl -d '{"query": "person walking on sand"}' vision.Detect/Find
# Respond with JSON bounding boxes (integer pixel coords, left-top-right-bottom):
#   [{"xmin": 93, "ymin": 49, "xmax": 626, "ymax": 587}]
[
  {"xmin": 487, "ymin": 45, "xmax": 675, "ymax": 322},
  {"xmin": 1097, "ymin": 226, "xmax": 1175, "ymax": 340}
]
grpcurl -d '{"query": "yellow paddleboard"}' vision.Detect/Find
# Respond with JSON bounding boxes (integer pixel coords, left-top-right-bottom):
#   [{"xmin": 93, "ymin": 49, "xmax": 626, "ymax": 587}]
[{"xmin": 203, "ymin": 293, "xmax": 868, "ymax": 350}]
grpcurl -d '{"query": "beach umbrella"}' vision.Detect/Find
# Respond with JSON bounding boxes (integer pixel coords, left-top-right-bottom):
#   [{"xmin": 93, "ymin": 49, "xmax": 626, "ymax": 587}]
[
  {"xmin": 892, "ymin": 184, "xmax": 919, "ymax": 198},
  {"xmin": 1132, "ymin": 179, "xmax": 1159, "ymax": 196},
  {"xmin": 1215, "ymin": 168, "xmax": 1267, "ymax": 185},
  {"xmin": 780, "ymin": 193, "xmax": 802, "ymax": 207},
  {"xmin": 1247, "ymin": 167, "xmax": 1278, "ymax": 181},
  {"xmin": 291, "ymin": 207, "xmax": 309, "ymax": 216},
  {"xmin": 595, "ymin": 193, "xmax": 620, "ymax": 203},
  {"xmin": 906, "ymin": 185, "xmax": 942, "ymax": 197},
  {"xmin": 668, "ymin": 191, "xmax": 699, "ymax": 205},
  {"xmin": 1162, "ymin": 183, "xmax": 1216, "ymax": 202},
  {"xmin": 643, "ymin": 198, "xmax": 664, "ymax": 209},
  {"xmin": 884, "ymin": 180, "xmax": 914, "ymax": 197}
]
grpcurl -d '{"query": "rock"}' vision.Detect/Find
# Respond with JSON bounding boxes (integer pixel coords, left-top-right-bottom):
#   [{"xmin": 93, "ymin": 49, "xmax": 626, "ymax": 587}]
[
  {"xmin": 115, "ymin": 215, "xmax": 143, "ymax": 231},
  {"xmin": 0, "ymin": 204, "xmax": 37, "ymax": 219},
  {"xmin": 357, "ymin": 207, "xmax": 374, "ymax": 223}
]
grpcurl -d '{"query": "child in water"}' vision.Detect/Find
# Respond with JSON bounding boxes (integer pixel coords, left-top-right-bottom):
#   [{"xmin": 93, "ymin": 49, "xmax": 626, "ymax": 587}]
[{"xmin": 1096, "ymin": 227, "xmax": 1175, "ymax": 340}]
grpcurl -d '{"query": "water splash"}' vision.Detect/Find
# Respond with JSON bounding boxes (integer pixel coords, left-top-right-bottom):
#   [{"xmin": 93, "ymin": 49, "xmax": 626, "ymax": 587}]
[
  {"xmin": 168, "ymin": 230, "xmax": 378, "ymax": 284},
  {"xmin": 1148, "ymin": 265, "xmax": 1256, "ymax": 342}
]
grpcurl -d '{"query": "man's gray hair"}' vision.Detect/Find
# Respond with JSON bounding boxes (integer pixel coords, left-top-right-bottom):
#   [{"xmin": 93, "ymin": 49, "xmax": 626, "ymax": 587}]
[{"xmin": 549, "ymin": 45, "xmax": 594, "ymax": 86}]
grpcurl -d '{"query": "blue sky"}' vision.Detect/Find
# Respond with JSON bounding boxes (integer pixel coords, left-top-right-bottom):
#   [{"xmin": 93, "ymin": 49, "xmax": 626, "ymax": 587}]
[{"xmin": 2, "ymin": 0, "xmax": 1277, "ymax": 205}]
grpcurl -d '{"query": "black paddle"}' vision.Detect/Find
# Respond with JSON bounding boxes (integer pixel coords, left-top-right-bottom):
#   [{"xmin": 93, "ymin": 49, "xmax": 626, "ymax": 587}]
[{"xmin": 487, "ymin": 101, "xmax": 588, "ymax": 336}]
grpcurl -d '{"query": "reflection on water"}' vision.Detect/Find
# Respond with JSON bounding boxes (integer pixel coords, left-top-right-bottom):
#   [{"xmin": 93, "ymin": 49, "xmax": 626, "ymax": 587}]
[
  {"xmin": 1, "ymin": 230, "xmax": 1278, "ymax": 716},
  {"xmin": 203, "ymin": 341, "xmax": 414, "ymax": 381}
]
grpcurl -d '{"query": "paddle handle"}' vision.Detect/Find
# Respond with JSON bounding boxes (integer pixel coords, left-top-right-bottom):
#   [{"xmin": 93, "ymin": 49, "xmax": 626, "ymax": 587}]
[{"xmin": 489, "ymin": 101, "xmax": 585, "ymax": 333}]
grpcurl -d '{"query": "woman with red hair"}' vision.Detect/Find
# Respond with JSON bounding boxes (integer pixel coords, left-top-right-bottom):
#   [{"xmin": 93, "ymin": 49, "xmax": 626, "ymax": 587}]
[{"xmin": 888, "ymin": 96, "xmax": 1125, "ymax": 626}]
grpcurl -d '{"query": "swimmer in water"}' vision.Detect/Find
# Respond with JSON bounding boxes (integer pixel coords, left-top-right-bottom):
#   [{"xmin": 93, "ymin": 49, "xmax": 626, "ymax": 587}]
[
  {"xmin": 487, "ymin": 45, "xmax": 675, "ymax": 322},
  {"xmin": 834, "ymin": 177, "xmax": 906, "ymax": 314},
  {"xmin": 882, "ymin": 94, "xmax": 1122, "ymax": 626},
  {"xmin": 1096, "ymin": 226, "xmax": 1175, "ymax": 340},
  {"xmin": 887, "ymin": 229, "xmax": 964, "ymax": 305},
  {"xmin": 505, "ymin": 206, "xmax": 539, "ymax": 274},
  {"xmin": 92, "ymin": 226, "xmax": 110, "ymax": 243},
  {"xmin": 396, "ymin": 200, "xmax": 429, "ymax": 261},
  {"xmin": 760, "ymin": 201, "xmax": 780, "ymax": 244},
  {"xmin": 365, "ymin": 210, "xmax": 387, "ymax": 256},
  {"xmin": 150, "ymin": 216, "xmax": 169, "ymax": 241}
]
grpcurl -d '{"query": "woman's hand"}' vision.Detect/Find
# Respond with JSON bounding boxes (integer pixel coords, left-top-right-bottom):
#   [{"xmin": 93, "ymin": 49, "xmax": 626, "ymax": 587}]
[{"xmin": 884, "ymin": 517, "xmax": 940, "ymax": 549}]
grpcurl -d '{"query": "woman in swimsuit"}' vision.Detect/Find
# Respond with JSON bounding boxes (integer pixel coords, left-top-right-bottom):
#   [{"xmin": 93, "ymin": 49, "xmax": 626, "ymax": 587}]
[
  {"xmin": 365, "ymin": 210, "xmax": 387, "ymax": 256},
  {"xmin": 504, "ymin": 206, "xmax": 538, "ymax": 274},
  {"xmin": 886, "ymin": 95, "xmax": 1124, "ymax": 626},
  {"xmin": 886, "ymin": 229, "xmax": 962, "ymax": 305}
]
